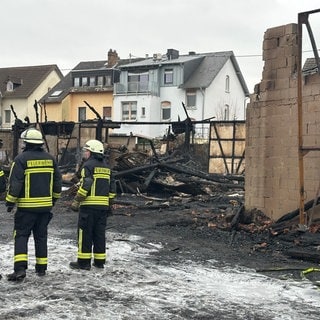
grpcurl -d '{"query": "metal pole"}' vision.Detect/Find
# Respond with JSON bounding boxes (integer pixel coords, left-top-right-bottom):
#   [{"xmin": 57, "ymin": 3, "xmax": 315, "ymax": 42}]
[
  {"xmin": 297, "ymin": 9, "xmax": 320, "ymax": 226},
  {"xmin": 297, "ymin": 13, "xmax": 305, "ymax": 225}
]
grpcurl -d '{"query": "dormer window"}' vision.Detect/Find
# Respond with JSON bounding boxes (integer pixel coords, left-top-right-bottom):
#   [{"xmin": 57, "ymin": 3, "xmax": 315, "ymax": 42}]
[
  {"xmin": 89, "ymin": 76, "xmax": 96, "ymax": 87},
  {"xmin": 74, "ymin": 77, "xmax": 80, "ymax": 87},
  {"xmin": 6, "ymin": 81, "xmax": 13, "ymax": 92},
  {"xmin": 50, "ymin": 90, "xmax": 63, "ymax": 97},
  {"xmin": 97, "ymin": 76, "xmax": 104, "ymax": 86},
  {"xmin": 105, "ymin": 75, "xmax": 111, "ymax": 86},
  {"xmin": 82, "ymin": 77, "xmax": 88, "ymax": 86}
]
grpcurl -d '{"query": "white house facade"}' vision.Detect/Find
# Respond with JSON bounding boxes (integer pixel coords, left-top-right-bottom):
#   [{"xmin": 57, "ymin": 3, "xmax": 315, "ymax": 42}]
[{"xmin": 112, "ymin": 49, "xmax": 249, "ymax": 138}]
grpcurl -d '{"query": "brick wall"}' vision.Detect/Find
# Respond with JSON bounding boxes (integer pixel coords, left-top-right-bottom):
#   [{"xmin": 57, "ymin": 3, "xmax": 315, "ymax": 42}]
[{"xmin": 245, "ymin": 23, "xmax": 320, "ymax": 220}]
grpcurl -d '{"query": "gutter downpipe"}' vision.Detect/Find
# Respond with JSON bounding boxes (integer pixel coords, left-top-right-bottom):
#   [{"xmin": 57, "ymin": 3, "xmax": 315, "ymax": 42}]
[
  {"xmin": 243, "ymin": 96, "xmax": 249, "ymax": 120},
  {"xmin": 200, "ymin": 87, "xmax": 205, "ymax": 138}
]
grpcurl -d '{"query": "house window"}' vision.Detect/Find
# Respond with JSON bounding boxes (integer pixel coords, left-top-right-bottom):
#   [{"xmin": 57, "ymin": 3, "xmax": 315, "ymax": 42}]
[
  {"xmin": 74, "ymin": 77, "xmax": 80, "ymax": 87},
  {"xmin": 128, "ymin": 72, "xmax": 149, "ymax": 92},
  {"xmin": 186, "ymin": 89, "xmax": 197, "ymax": 108},
  {"xmin": 78, "ymin": 107, "xmax": 86, "ymax": 121},
  {"xmin": 103, "ymin": 106, "xmax": 112, "ymax": 120},
  {"xmin": 97, "ymin": 76, "xmax": 104, "ymax": 86},
  {"xmin": 141, "ymin": 107, "xmax": 146, "ymax": 118},
  {"xmin": 6, "ymin": 81, "xmax": 13, "ymax": 92},
  {"xmin": 82, "ymin": 77, "xmax": 88, "ymax": 86},
  {"xmin": 164, "ymin": 69, "xmax": 173, "ymax": 84},
  {"xmin": 122, "ymin": 101, "xmax": 137, "ymax": 121},
  {"xmin": 89, "ymin": 76, "xmax": 96, "ymax": 87},
  {"xmin": 105, "ymin": 75, "xmax": 112, "ymax": 86},
  {"xmin": 225, "ymin": 75, "xmax": 230, "ymax": 92},
  {"xmin": 50, "ymin": 90, "xmax": 63, "ymax": 97},
  {"xmin": 224, "ymin": 104, "xmax": 230, "ymax": 120},
  {"xmin": 4, "ymin": 110, "xmax": 11, "ymax": 123},
  {"xmin": 161, "ymin": 101, "xmax": 171, "ymax": 121}
]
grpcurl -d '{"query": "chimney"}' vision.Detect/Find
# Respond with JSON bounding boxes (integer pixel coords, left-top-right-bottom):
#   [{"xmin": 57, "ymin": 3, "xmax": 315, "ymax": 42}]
[
  {"xmin": 166, "ymin": 49, "xmax": 179, "ymax": 60},
  {"xmin": 107, "ymin": 49, "xmax": 119, "ymax": 67}
]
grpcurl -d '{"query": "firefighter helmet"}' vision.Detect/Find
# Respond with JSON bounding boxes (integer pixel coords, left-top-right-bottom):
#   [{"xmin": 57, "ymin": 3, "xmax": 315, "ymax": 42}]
[
  {"xmin": 83, "ymin": 140, "xmax": 104, "ymax": 154},
  {"xmin": 21, "ymin": 128, "xmax": 44, "ymax": 144}
]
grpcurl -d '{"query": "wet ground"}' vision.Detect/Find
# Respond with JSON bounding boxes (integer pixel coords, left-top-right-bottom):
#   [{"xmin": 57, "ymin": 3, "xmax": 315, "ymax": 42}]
[{"xmin": 0, "ymin": 195, "xmax": 320, "ymax": 319}]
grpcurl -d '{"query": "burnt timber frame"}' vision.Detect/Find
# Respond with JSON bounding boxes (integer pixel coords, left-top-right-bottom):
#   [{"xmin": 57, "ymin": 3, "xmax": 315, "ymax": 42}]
[{"xmin": 209, "ymin": 120, "xmax": 245, "ymax": 175}]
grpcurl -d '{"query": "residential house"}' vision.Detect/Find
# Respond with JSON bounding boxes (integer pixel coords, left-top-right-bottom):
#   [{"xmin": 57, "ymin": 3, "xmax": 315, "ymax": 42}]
[
  {"xmin": 302, "ymin": 57, "xmax": 319, "ymax": 75},
  {"xmin": 0, "ymin": 65, "xmax": 63, "ymax": 128},
  {"xmin": 40, "ymin": 49, "xmax": 142, "ymax": 123},
  {"xmin": 113, "ymin": 49, "xmax": 249, "ymax": 138}
]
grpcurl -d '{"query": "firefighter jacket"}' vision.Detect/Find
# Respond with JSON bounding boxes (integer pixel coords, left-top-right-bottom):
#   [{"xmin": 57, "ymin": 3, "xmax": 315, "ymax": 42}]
[
  {"xmin": 76, "ymin": 155, "xmax": 115, "ymax": 209},
  {"xmin": 6, "ymin": 147, "xmax": 62, "ymax": 211}
]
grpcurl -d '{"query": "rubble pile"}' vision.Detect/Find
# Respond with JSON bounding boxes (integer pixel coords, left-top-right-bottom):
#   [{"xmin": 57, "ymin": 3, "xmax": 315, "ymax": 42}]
[{"xmin": 60, "ymin": 143, "xmax": 320, "ymax": 267}]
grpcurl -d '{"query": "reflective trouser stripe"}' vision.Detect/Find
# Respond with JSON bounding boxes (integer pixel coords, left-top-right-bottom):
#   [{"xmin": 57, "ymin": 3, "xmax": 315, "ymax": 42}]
[
  {"xmin": 36, "ymin": 257, "xmax": 48, "ymax": 265},
  {"xmin": 14, "ymin": 254, "xmax": 28, "ymax": 263},
  {"xmin": 94, "ymin": 253, "xmax": 106, "ymax": 261},
  {"xmin": 78, "ymin": 252, "xmax": 92, "ymax": 259},
  {"xmin": 77, "ymin": 228, "xmax": 92, "ymax": 260}
]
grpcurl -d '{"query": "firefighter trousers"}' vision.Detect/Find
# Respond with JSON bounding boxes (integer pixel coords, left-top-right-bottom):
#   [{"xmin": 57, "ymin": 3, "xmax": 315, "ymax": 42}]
[
  {"xmin": 13, "ymin": 210, "xmax": 53, "ymax": 272},
  {"xmin": 77, "ymin": 207, "xmax": 107, "ymax": 267}
]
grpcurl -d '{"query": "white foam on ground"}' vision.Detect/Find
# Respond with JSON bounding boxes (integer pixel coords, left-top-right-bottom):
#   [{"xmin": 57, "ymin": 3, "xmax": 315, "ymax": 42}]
[{"xmin": 0, "ymin": 232, "xmax": 319, "ymax": 319}]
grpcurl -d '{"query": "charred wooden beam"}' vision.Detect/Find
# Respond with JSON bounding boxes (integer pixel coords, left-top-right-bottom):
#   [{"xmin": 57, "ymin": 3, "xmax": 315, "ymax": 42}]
[
  {"xmin": 159, "ymin": 163, "xmax": 242, "ymax": 185},
  {"xmin": 114, "ymin": 157, "xmax": 183, "ymax": 178},
  {"xmin": 276, "ymin": 197, "xmax": 320, "ymax": 223},
  {"xmin": 114, "ymin": 163, "xmax": 159, "ymax": 178},
  {"xmin": 285, "ymin": 248, "xmax": 320, "ymax": 263},
  {"xmin": 230, "ymin": 204, "xmax": 244, "ymax": 230},
  {"xmin": 142, "ymin": 168, "xmax": 157, "ymax": 190}
]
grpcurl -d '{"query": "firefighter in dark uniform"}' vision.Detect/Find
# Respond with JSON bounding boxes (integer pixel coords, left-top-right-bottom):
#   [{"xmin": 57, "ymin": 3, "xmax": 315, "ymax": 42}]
[
  {"xmin": 0, "ymin": 169, "xmax": 6, "ymax": 193},
  {"xmin": 5, "ymin": 128, "xmax": 62, "ymax": 281},
  {"xmin": 70, "ymin": 139, "xmax": 115, "ymax": 270},
  {"xmin": 0, "ymin": 167, "xmax": 7, "ymax": 280},
  {"xmin": 0, "ymin": 137, "xmax": 7, "ymax": 198}
]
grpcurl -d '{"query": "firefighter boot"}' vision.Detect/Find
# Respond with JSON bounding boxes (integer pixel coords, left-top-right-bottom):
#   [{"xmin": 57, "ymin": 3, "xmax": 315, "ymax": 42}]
[
  {"xmin": 7, "ymin": 269, "xmax": 26, "ymax": 281},
  {"xmin": 69, "ymin": 261, "xmax": 91, "ymax": 270},
  {"xmin": 35, "ymin": 266, "xmax": 46, "ymax": 277},
  {"xmin": 93, "ymin": 262, "xmax": 104, "ymax": 269}
]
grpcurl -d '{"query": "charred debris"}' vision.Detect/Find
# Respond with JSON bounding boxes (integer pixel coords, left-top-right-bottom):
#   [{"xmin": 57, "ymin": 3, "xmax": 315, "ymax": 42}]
[
  {"xmin": 68, "ymin": 135, "xmax": 320, "ymax": 267},
  {"xmin": 8, "ymin": 102, "xmax": 320, "ymax": 267}
]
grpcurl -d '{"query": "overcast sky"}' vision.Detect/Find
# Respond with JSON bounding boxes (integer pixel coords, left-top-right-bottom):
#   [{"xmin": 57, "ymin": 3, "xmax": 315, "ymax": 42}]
[{"xmin": 2, "ymin": 0, "xmax": 320, "ymax": 92}]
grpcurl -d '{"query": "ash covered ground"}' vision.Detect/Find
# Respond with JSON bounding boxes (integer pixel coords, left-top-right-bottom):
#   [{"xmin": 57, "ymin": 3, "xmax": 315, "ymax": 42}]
[{"xmin": 0, "ymin": 194, "xmax": 320, "ymax": 320}]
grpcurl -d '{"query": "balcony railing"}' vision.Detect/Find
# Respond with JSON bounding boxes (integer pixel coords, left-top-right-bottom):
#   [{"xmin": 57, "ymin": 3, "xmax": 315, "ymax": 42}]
[{"xmin": 114, "ymin": 81, "xmax": 159, "ymax": 96}]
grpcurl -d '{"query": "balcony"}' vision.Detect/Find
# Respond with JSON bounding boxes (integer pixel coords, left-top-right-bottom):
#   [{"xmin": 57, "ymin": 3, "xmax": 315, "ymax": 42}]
[{"xmin": 114, "ymin": 81, "xmax": 159, "ymax": 96}]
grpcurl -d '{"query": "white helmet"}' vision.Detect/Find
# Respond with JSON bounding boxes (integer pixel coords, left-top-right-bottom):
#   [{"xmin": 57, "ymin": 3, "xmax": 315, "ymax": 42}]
[
  {"xmin": 83, "ymin": 140, "xmax": 104, "ymax": 154},
  {"xmin": 21, "ymin": 128, "xmax": 44, "ymax": 144}
]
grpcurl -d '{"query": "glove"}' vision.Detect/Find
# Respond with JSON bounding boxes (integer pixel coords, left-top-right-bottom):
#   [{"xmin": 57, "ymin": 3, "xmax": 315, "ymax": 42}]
[
  {"xmin": 52, "ymin": 198, "xmax": 58, "ymax": 207},
  {"xmin": 6, "ymin": 201, "xmax": 15, "ymax": 213},
  {"xmin": 71, "ymin": 200, "xmax": 80, "ymax": 212},
  {"xmin": 75, "ymin": 194, "xmax": 86, "ymax": 202}
]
